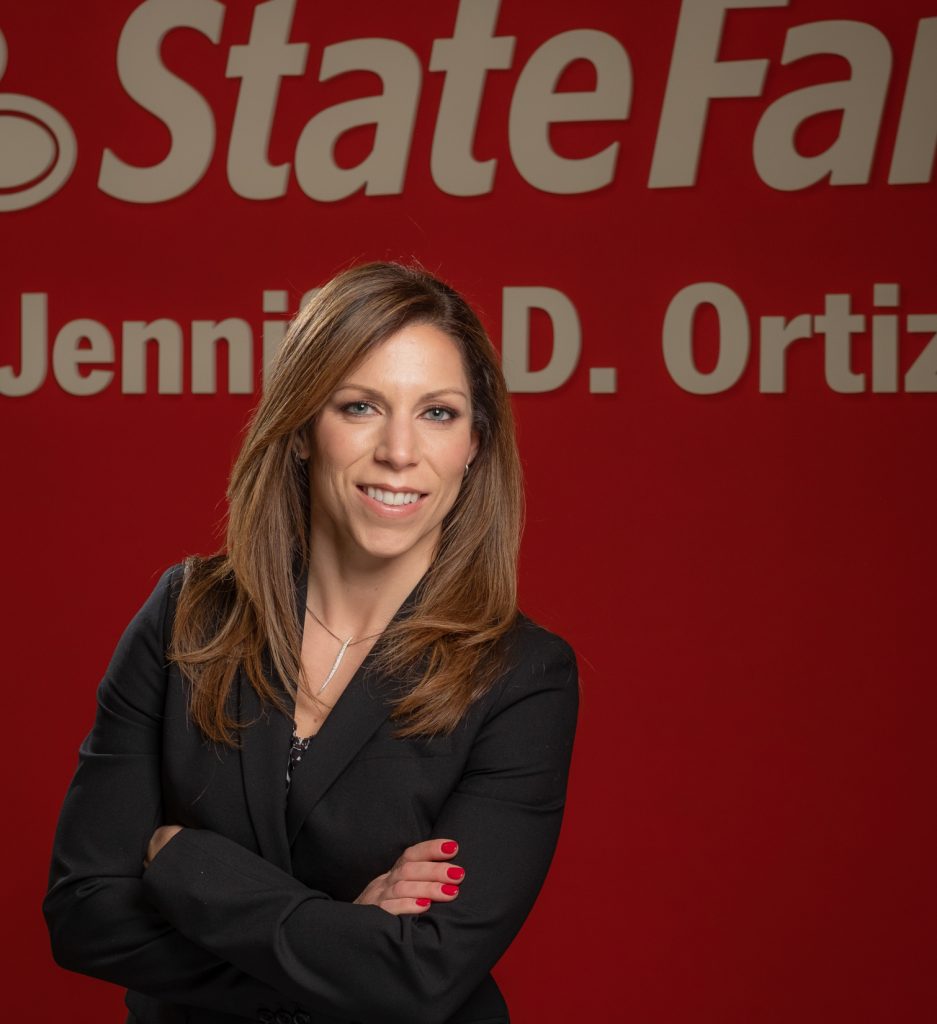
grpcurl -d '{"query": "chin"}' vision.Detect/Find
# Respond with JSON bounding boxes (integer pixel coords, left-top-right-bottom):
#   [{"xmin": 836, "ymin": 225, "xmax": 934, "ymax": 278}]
[{"xmin": 360, "ymin": 530, "xmax": 438, "ymax": 565}]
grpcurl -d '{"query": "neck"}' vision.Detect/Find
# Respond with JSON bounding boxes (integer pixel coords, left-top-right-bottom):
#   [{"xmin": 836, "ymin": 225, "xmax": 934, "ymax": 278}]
[{"xmin": 305, "ymin": 531, "xmax": 434, "ymax": 639}]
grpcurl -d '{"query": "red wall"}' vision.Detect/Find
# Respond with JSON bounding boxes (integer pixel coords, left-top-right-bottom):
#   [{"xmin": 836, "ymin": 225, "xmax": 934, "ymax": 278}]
[{"xmin": 3, "ymin": 1, "xmax": 935, "ymax": 1020}]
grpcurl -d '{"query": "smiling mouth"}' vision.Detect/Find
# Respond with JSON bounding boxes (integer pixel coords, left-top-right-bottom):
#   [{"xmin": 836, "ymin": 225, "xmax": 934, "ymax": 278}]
[{"xmin": 357, "ymin": 485, "xmax": 426, "ymax": 507}]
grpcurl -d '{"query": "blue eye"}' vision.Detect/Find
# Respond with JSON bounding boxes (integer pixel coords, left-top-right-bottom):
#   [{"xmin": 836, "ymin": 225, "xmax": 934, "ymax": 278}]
[
  {"xmin": 425, "ymin": 406, "xmax": 455, "ymax": 421},
  {"xmin": 342, "ymin": 401, "xmax": 374, "ymax": 416}
]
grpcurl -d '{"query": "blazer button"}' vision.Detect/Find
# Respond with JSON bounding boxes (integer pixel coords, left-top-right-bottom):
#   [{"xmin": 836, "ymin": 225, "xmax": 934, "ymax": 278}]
[{"xmin": 257, "ymin": 1012, "xmax": 274, "ymax": 1024}]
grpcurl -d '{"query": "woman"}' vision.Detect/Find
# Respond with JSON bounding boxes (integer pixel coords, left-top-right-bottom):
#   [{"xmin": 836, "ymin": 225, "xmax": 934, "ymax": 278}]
[{"xmin": 44, "ymin": 262, "xmax": 579, "ymax": 1024}]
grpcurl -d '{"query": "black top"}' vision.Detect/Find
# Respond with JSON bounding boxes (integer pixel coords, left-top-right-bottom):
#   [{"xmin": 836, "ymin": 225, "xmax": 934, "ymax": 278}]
[{"xmin": 286, "ymin": 729, "xmax": 313, "ymax": 790}]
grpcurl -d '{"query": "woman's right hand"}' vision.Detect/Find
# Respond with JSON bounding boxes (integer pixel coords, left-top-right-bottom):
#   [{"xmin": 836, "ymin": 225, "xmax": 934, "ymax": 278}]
[{"xmin": 353, "ymin": 838, "xmax": 465, "ymax": 916}]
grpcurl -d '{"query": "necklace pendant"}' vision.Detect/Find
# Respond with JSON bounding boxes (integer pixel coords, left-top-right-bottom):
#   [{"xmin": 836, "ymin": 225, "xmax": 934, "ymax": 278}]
[{"xmin": 316, "ymin": 636, "xmax": 352, "ymax": 695}]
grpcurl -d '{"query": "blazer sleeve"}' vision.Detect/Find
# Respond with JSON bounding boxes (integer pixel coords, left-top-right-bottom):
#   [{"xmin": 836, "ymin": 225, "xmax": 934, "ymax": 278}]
[
  {"xmin": 141, "ymin": 622, "xmax": 580, "ymax": 1024},
  {"xmin": 42, "ymin": 565, "xmax": 309, "ymax": 1020}
]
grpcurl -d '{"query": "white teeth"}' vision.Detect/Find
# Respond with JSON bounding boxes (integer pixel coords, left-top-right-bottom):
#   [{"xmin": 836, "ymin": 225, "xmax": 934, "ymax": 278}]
[{"xmin": 365, "ymin": 486, "xmax": 421, "ymax": 506}]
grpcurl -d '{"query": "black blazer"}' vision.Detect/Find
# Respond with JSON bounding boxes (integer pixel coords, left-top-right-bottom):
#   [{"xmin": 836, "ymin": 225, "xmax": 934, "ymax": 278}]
[{"xmin": 44, "ymin": 562, "xmax": 579, "ymax": 1024}]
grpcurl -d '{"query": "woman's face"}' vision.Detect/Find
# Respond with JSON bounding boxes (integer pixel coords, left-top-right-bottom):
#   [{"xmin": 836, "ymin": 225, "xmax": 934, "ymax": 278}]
[{"xmin": 302, "ymin": 322, "xmax": 480, "ymax": 571}]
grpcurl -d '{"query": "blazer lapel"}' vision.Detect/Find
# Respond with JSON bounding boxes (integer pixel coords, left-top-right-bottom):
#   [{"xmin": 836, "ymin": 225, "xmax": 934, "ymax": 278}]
[
  {"xmin": 238, "ymin": 552, "xmax": 427, "ymax": 857},
  {"xmin": 284, "ymin": 576, "xmax": 425, "ymax": 846},
  {"xmin": 238, "ymin": 552, "xmax": 310, "ymax": 872},
  {"xmin": 238, "ymin": 663, "xmax": 293, "ymax": 871},
  {"xmin": 285, "ymin": 655, "xmax": 402, "ymax": 845}
]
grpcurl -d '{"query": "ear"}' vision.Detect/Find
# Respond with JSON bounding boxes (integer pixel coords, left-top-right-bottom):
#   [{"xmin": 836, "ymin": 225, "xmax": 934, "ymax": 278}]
[
  {"xmin": 294, "ymin": 424, "xmax": 311, "ymax": 460},
  {"xmin": 468, "ymin": 429, "xmax": 480, "ymax": 466}
]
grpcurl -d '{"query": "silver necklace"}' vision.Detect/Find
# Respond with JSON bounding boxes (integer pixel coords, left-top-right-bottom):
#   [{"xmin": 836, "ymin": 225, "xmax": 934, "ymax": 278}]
[{"xmin": 304, "ymin": 604, "xmax": 385, "ymax": 696}]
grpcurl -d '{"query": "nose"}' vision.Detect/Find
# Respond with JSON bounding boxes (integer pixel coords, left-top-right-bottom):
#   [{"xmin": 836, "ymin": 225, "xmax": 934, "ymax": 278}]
[{"xmin": 373, "ymin": 412, "xmax": 419, "ymax": 470}]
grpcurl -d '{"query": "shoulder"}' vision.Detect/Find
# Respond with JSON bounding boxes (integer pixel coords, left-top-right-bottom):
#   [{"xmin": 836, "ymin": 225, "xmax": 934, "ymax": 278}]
[
  {"xmin": 466, "ymin": 613, "xmax": 580, "ymax": 787},
  {"xmin": 106, "ymin": 559, "xmax": 190, "ymax": 674},
  {"xmin": 93, "ymin": 562, "xmax": 187, "ymax": 726},
  {"xmin": 485, "ymin": 610, "xmax": 579, "ymax": 714},
  {"xmin": 158, "ymin": 553, "xmax": 230, "ymax": 624},
  {"xmin": 123, "ymin": 562, "xmax": 185, "ymax": 644},
  {"xmin": 505, "ymin": 610, "xmax": 578, "ymax": 675},
  {"xmin": 137, "ymin": 560, "xmax": 187, "ymax": 612}
]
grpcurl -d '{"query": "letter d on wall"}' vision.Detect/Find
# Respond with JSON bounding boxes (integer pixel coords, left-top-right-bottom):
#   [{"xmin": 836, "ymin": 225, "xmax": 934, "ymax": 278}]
[{"xmin": 502, "ymin": 287, "xmax": 581, "ymax": 392}]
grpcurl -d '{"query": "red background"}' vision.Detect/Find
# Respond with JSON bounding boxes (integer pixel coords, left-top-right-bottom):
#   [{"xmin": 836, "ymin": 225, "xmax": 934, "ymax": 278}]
[{"xmin": 2, "ymin": 1, "xmax": 935, "ymax": 1020}]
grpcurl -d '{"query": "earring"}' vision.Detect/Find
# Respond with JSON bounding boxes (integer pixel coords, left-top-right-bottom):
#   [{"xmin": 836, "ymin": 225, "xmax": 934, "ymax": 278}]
[{"xmin": 464, "ymin": 463, "xmax": 471, "ymax": 477}]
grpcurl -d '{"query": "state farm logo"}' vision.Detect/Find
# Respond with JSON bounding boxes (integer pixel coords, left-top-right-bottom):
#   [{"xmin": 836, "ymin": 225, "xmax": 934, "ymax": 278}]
[
  {"xmin": 0, "ymin": 0, "xmax": 934, "ymax": 213},
  {"xmin": 0, "ymin": 29, "xmax": 77, "ymax": 211}
]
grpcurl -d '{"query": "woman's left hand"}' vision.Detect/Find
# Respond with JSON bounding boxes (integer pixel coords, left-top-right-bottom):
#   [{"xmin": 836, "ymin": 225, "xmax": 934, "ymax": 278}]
[
  {"xmin": 353, "ymin": 838, "xmax": 464, "ymax": 915},
  {"xmin": 144, "ymin": 825, "xmax": 183, "ymax": 868}
]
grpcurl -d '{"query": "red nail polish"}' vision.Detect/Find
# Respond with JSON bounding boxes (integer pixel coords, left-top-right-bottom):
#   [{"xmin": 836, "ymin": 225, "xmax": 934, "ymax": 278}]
[
  {"xmin": 441, "ymin": 841, "xmax": 458, "ymax": 854},
  {"xmin": 447, "ymin": 867, "xmax": 465, "ymax": 880},
  {"xmin": 415, "ymin": 898, "xmax": 431, "ymax": 907},
  {"xmin": 441, "ymin": 883, "xmax": 459, "ymax": 896}
]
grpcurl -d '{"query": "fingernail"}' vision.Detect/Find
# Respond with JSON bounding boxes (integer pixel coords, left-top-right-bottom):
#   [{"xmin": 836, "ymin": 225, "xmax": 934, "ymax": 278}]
[
  {"xmin": 441, "ymin": 841, "xmax": 458, "ymax": 854},
  {"xmin": 416, "ymin": 898, "xmax": 431, "ymax": 907},
  {"xmin": 441, "ymin": 883, "xmax": 459, "ymax": 896},
  {"xmin": 447, "ymin": 867, "xmax": 465, "ymax": 880}
]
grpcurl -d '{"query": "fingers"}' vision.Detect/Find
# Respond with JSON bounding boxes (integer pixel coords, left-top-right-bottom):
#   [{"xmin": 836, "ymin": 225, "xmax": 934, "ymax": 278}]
[
  {"xmin": 370, "ymin": 838, "xmax": 465, "ymax": 915},
  {"xmin": 397, "ymin": 837, "xmax": 460, "ymax": 863},
  {"xmin": 393, "ymin": 837, "xmax": 464, "ymax": 879},
  {"xmin": 378, "ymin": 897, "xmax": 434, "ymax": 917},
  {"xmin": 377, "ymin": 878, "xmax": 460, "ymax": 915},
  {"xmin": 382, "ymin": 876, "xmax": 463, "ymax": 904},
  {"xmin": 392, "ymin": 857, "xmax": 466, "ymax": 886},
  {"xmin": 367, "ymin": 873, "xmax": 461, "ymax": 916}
]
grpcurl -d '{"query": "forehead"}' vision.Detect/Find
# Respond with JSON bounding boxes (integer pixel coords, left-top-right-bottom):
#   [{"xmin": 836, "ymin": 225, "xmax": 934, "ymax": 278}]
[{"xmin": 342, "ymin": 322, "xmax": 470, "ymax": 391}]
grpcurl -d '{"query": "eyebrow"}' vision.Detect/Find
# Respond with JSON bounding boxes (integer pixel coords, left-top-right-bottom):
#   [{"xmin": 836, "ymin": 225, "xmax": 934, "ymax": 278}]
[{"xmin": 334, "ymin": 384, "xmax": 469, "ymax": 402}]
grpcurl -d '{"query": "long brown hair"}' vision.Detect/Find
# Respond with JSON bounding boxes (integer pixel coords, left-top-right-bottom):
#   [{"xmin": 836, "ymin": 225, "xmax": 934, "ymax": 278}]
[{"xmin": 170, "ymin": 262, "xmax": 524, "ymax": 744}]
